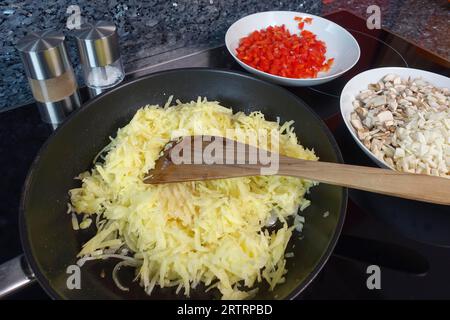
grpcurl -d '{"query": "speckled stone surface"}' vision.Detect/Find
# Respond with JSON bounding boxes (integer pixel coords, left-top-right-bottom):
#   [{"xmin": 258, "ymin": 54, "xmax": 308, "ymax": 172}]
[
  {"xmin": 0, "ymin": 0, "xmax": 448, "ymax": 110},
  {"xmin": 322, "ymin": 0, "xmax": 450, "ymax": 61},
  {"xmin": 0, "ymin": 0, "xmax": 322, "ymax": 110}
]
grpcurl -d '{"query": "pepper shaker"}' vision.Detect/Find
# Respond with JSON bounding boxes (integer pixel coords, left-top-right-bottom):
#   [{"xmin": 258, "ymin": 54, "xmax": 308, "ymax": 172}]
[
  {"xmin": 17, "ymin": 30, "xmax": 81, "ymax": 126},
  {"xmin": 74, "ymin": 21, "xmax": 125, "ymax": 98}
]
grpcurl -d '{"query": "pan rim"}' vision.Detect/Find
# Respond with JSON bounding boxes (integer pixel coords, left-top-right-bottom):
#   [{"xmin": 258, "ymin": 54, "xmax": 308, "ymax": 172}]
[{"xmin": 19, "ymin": 67, "xmax": 347, "ymax": 300}]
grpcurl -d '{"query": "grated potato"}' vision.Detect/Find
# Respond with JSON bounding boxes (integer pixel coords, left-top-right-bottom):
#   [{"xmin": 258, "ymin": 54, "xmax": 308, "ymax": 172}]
[{"xmin": 69, "ymin": 97, "xmax": 318, "ymax": 299}]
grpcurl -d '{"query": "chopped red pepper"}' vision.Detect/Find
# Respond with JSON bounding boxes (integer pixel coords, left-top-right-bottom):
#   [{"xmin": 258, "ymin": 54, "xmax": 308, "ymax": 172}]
[
  {"xmin": 294, "ymin": 16, "xmax": 313, "ymax": 30},
  {"xmin": 236, "ymin": 17, "xmax": 333, "ymax": 79}
]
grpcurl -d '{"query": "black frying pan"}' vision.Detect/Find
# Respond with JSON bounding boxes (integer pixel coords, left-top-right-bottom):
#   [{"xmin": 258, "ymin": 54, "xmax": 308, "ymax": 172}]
[{"xmin": 1, "ymin": 69, "xmax": 347, "ymax": 299}]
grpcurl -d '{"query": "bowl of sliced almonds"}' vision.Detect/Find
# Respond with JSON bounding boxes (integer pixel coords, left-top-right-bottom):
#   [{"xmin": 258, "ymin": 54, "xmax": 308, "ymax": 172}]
[{"xmin": 340, "ymin": 67, "xmax": 449, "ymax": 178}]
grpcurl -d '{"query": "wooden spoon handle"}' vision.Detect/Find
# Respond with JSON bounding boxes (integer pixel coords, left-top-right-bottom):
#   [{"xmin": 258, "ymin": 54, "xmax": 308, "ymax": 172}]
[{"xmin": 278, "ymin": 157, "xmax": 450, "ymax": 205}]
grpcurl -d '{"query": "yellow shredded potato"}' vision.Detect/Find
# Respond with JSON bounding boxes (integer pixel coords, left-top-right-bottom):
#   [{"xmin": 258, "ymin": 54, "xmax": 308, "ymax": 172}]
[{"xmin": 69, "ymin": 97, "xmax": 318, "ymax": 299}]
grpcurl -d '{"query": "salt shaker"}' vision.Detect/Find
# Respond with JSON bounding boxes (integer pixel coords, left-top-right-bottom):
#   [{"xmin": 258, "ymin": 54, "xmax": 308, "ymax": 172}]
[
  {"xmin": 17, "ymin": 30, "xmax": 81, "ymax": 126},
  {"xmin": 74, "ymin": 21, "xmax": 125, "ymax": 97}
]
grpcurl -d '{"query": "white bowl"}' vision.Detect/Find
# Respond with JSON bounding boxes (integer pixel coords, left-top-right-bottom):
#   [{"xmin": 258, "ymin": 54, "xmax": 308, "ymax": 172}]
[
  {"xmin": 340, "ymin": 67, "xmax": 450, "ymax": 169},
  {"xmin": 225, "ymin": 11, "xmax": 360, "ymax": 87}
]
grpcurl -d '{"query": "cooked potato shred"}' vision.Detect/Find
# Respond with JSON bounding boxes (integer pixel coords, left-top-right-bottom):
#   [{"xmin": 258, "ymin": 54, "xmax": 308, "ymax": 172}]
[{"xmin": 69, "ymin": 97, "xmax": 317, "ymax": 299}]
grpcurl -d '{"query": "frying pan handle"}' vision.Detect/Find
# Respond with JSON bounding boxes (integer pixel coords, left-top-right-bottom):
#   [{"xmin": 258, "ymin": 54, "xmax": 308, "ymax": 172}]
[{"xmin": 0, "ymin": 255, "xmax": 36, "ymax": 298}]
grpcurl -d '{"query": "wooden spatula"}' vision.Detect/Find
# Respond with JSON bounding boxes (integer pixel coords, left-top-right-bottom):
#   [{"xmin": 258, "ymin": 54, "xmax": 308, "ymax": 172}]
[{"xmin": 143, "ymin": 136, "xmax": 450, "ymax": 205}]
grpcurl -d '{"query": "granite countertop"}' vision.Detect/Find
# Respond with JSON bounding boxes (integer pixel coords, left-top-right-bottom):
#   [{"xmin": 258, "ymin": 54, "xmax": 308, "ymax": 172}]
[
  {"xmin": 323, "ymin": 0, "xmax": 450, "ymax": 61},
  {"xmin": 0, "ymin": 0, "xmax": 448, "ymax": 111}
]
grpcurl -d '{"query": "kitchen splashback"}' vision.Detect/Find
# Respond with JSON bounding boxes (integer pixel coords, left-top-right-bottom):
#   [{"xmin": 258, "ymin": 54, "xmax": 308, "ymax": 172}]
[{"xmin": 0, "ymin": 0, "xmax": 321, "ymax": 111}]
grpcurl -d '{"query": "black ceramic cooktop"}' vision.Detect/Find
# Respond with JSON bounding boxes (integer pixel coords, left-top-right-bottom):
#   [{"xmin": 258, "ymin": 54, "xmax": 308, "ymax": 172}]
[{"xmin": 1, "ymin": 11, "xmax": 449, "ymax": 299}]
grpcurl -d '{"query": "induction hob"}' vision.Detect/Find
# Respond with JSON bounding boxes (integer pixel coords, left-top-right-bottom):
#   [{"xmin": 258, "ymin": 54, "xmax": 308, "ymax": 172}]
[{"xmin": 1, "ymin": 10, "xmax": 449, "ymax": 300}]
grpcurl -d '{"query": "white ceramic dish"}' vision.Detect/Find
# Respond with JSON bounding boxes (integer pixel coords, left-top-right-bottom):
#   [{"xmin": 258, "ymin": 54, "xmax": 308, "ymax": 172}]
[
  {"xmin": 340, "ymin": 66, "xmax": 450, "ymax": 169},
  {"xmin": 225, "ymin": 11, "xmax": 360, "ymax": 87}
]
